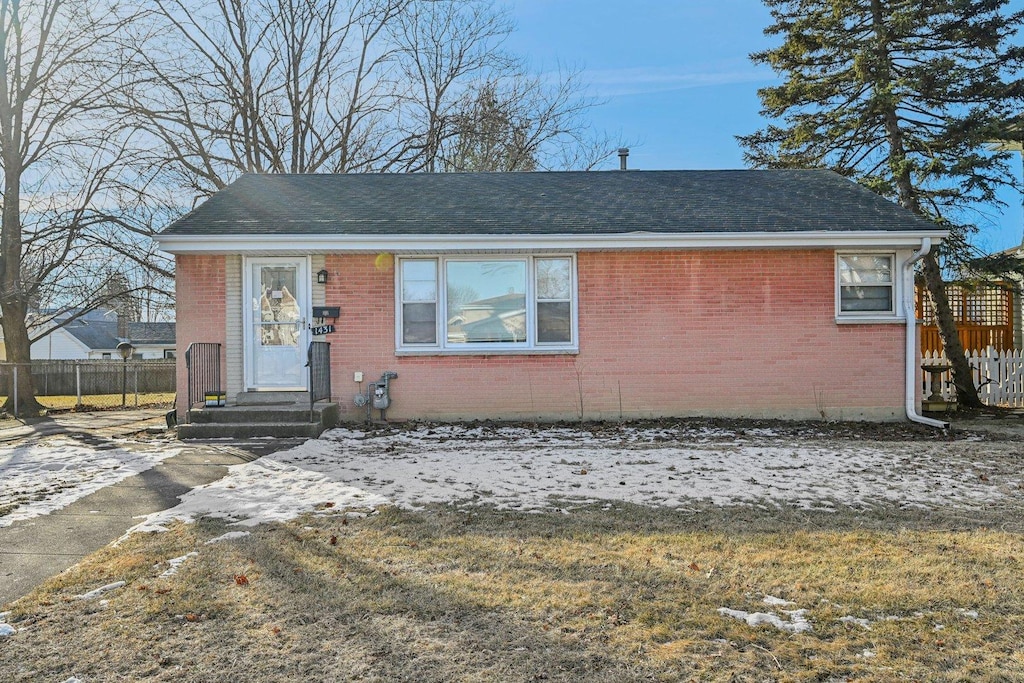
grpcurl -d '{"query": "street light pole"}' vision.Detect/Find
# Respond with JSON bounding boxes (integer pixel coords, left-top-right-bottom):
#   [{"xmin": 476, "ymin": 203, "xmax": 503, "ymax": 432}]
[{"xmin": 116, "ymin": 341, "xmax": 134, "ymax": 408}]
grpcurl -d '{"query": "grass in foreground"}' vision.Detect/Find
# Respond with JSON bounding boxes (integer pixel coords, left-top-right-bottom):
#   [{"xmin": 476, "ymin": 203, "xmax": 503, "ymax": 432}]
[{"xmin": 2, "ymin": 505, "xmax": 1022, "ymax": 682}]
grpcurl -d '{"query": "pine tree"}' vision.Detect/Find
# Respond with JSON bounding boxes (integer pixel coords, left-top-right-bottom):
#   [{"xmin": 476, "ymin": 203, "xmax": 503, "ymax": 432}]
[{"xmin": 739, "ymin": 0, "xmax": 1024, "ymax": 408}]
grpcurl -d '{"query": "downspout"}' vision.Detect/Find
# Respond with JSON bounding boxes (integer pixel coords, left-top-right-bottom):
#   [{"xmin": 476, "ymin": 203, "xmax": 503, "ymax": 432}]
[{"xmin": 903, "ymin": 238, "xmax": 948, "ymax": 429}]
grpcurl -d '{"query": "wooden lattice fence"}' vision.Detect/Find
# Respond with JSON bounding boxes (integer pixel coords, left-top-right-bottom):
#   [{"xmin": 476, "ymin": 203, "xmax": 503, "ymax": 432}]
[{"xmin": 916, "ymin": 283, "xmax": 1015, "ymax": 354}]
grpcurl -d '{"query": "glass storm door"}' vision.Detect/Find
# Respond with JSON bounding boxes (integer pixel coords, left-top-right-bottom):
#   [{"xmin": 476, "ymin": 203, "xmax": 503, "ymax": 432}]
[{"xmin": 247, "ymin": 258, "xmax": 308, "ymax": 390}]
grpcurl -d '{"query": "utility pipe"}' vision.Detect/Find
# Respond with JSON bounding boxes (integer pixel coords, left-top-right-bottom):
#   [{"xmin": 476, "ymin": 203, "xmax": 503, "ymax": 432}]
[{"xmin": 903, "ymin": 238, "xmax": 948, "ymax": 429}]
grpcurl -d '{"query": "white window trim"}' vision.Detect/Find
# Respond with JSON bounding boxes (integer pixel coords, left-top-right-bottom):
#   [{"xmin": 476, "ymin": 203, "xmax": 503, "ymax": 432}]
[
  {"xmin": 835, "ymin": 251, "xmax": 906, "ymax": 323},
  {"xmin": 395, "ymin": 254, "xmax": 579, "ymax": 355}
]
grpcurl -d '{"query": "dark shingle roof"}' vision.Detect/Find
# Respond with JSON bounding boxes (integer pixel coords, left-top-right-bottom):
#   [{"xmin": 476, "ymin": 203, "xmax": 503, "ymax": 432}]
[
  {"xmin": 160, "ymin": 170, "xmax": 940, "ymax": 237},
  {"xmin": 61, "ymin": 320, "xmax": 119, "ymax": 350},
  {"xmin": 62, "ymin": 320, "xmax": 176, "ymax": 350},
  {"xmin": 126, "ymin": 322, "xmax": 176, "ymax": 345}
]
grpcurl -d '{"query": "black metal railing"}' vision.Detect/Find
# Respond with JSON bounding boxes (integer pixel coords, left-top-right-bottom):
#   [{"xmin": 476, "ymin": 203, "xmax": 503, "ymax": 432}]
[
  {"xmin": 307, "ymin": 341, "xmax": 331, "ymax": 422},
  {"xmin": 185, "ymin": 342, "xmax": 222, "ymax": 424}
]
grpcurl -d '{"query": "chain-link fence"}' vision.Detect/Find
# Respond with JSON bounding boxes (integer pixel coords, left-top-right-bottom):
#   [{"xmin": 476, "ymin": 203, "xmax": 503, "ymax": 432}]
[{"xmin": 0, "ymin": 360, "xmax": 176, "ymax": 416}]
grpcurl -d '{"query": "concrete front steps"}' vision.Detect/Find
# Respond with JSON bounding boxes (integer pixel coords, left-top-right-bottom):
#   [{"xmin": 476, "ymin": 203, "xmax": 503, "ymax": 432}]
[{"xmin": 176, "ymin": 391, "xmax": 340, "ymax": 440}]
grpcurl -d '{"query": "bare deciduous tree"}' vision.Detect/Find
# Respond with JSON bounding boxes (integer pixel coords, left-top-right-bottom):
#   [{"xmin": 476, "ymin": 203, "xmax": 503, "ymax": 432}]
[
  {"xmin": 124, "ymin": 0, "xmax": 613, "ymax": 197},
  {"xmin": 0, "ymin": 0, "xmax": 609, "ymax": 414},
  {"xmin": 440, "ymin": 70, "xmax": 612, "ymax": 172},
  {"xmin": 0, "ymin": 0, "xmax": 171, "ymax": 415}
]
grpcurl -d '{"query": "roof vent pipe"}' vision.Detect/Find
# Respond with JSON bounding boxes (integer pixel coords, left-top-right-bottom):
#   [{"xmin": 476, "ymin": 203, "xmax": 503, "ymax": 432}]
[{"xmin": 618, "ymin": 148, "xmax": 629, "ymax": 170}]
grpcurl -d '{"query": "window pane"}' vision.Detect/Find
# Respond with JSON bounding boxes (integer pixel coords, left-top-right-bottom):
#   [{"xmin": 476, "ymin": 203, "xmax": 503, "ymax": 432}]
[
  {"xmin": 257, "ymin": 266, "xmax": 300, "ymax": 323},
  {"xmin": 446, "ymin": 260, "xmax": 527, "ymax": 344},
  {"xmin": 403, "ymin": 303, "xmax": 436, "ymax": 344},
  {"xmin": 839, "ymin": 254, "xmax": 893, "ymax": 313},
  {"xmin": 841, "ymin": 285, "xmax": 892, "ymax": 312},
  {"xmin": 402, "ymin": 260, "xmax": 437, "ymax": 302},
  {"xmin": 536, "ymin": 258, "xmax": 571, "ymax": 300},
  {"xmin": 839, "ymin": 255, "xmax": 892, "ymax": 284},
  {"xmin": 538, "ymin": 301, "xmax": 571, "ymax": 343}
]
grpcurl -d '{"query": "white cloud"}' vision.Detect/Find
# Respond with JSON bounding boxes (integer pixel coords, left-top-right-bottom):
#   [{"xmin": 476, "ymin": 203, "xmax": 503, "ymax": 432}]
[{"xmin": 580, "ymin": 62, "xmax": 775, "ymax": 97}]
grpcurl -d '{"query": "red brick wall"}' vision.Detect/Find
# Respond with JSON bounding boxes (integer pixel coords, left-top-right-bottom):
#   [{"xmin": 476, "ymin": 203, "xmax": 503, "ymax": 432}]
[
  {"xmin": 175, "ymin": 255, "xmax": 227, "ymax": 416},
  {"xmin": 318, "ymin": 250, "xmax": 906, "ymax": 422}
]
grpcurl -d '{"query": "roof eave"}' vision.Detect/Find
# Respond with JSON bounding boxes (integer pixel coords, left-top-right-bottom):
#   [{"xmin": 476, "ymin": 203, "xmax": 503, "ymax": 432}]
[{"xmin": 156, "ymin": 230, "xmax": 949, "ymax": 254}]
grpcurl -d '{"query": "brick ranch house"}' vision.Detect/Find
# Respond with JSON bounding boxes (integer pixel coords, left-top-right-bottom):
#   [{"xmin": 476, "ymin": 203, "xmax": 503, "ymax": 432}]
[{"xmin": 156, "ymin": 170, "xmax": 948, "ymax": 425}]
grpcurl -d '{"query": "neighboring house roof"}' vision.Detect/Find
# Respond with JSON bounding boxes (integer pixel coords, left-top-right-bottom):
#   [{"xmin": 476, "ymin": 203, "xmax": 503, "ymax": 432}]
[
  {"xmin": 60, "ymin": 320, "xmax": 176, "ymax": 350},
  {"xmin": 160, "ymin": 170, "xmax": 943, "ymax": 239},
  {"xmin": 59, "ymin": 320, "xmax": 120, "ymax": 350},
  {"xmin": 126, "ymin": 322, "xmax": 177, "ymax": 346}
]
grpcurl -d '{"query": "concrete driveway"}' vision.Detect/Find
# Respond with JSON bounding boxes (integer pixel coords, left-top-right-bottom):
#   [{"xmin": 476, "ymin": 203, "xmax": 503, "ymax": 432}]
[{"xmin": 0, "ymin": 410, "xmax": 290, "ymax": 607}]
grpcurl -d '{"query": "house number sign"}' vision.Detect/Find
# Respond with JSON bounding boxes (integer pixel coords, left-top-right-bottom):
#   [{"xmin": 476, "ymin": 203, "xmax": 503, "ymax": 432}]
[{"xmin": 310, "ymin": 324, "xmax": 336, "ymax": 335}]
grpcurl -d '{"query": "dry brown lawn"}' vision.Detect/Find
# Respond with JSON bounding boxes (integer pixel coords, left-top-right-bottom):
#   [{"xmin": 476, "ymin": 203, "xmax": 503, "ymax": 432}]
[
  {"xmin": 2, "ymin": 502, "xmax": 1023, "ymax": 682},
  {"xmin": 0, "ymin": 392, "xmax": 175, "ymax": 412}
]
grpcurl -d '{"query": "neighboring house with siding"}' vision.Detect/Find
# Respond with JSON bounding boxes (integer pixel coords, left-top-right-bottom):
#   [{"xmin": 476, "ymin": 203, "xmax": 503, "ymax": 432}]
[
  {"xmin": 156, "ymin": 169, "xmax": 947, "ymax": 424},
  {"xmin": 28, "ymin": 309, "xmax": 176, "ymax": 360}
]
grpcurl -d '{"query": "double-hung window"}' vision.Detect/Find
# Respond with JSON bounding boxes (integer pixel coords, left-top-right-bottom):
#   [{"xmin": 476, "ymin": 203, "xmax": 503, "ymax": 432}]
[
  {"xmin": 837, "ymin": 253, "xmax": 896, "ymax": 317},
  {"xmin": 398, "ymin": 255, "xmax": 577, "ymax": 352}
]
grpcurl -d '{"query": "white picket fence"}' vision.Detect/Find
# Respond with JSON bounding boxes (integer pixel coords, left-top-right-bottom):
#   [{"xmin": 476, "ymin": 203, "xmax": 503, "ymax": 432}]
[{"xmin": 921, "ymin": 348, "xmax": 1024, "ymax": 407}]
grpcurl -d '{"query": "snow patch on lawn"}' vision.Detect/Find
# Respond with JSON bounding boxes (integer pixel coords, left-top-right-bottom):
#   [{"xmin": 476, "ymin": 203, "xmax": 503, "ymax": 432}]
[
  {"xmin": 75, "ymin": 581, "xmax": 126, "ymax": 600},
  {"xmin": 0, "ymin": 437, "xmax": 179, "ymax": 527},
  {"xmin": 839, "ymin": 615, "xmax": 873, "ymax": 630},
  {"xmin": 124, "ymin": 455, "xmax": 391, "ymax": 535},
  {"xmin": 206, "ymin": 531, "xmax": 251, "ymax": 544},
  {"xmin": 3, "ymin": 423, "xmax": 1019, "ymax": 539},
  {"xmin": 309, "ymin": 426, "xmax": 1019, "ymax": 512},
  {"xmin": 718, "ymin": 607, "xmax": 812, "ymax": 634},
  {"xmin": 158, "ymin": 552, "xmax": 199, "ymax": 578},
  {"xmin": 118, "ymin": 424, "xmax": 1022, "ymax": 533},
  {"xmin": 763, "ymin": 595, "xmax": 796, "ymax": 607},
  {"xmin": 0, "ymin": 611, "xmax": 12, "ymax": 637}
]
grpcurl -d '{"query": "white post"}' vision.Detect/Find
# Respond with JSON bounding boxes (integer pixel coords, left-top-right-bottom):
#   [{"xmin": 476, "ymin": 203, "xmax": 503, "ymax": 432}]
[
  {"xmin": 12, "ymin": 365, "xmax": 18, "ymax": 418},
  {"xmin": 983, "ymin": 347, "xmax": 996, "ymax": 406},
  {"xmin": 75, "ymin": 362, "xmax": 82, "ymax": 409}
]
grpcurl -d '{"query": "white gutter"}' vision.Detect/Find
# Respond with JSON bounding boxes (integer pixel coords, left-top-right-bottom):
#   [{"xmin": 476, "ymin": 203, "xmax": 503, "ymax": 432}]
[
  {"xmin": 903, "ymin": 238, "xmax": 948, "ymax": 429},
  {"xmin": 155, "ymin": 229, "xmax": 949, "ymax": 255}
]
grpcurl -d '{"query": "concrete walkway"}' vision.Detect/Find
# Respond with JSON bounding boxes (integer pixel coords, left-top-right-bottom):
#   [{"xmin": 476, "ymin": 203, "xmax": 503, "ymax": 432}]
[{"xmin": 0, "ymin": 410, "xmax": 297, "ymax": 607}]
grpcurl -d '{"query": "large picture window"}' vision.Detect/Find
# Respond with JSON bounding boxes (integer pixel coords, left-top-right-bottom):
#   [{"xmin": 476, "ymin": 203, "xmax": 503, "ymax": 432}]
[
  {"xmin": 837, "ymin": 253, "xmax": 895, "ymax": 315},
  {"xmin": 398, "ymin": 255, "xmax": 577, "ymax": 352}
]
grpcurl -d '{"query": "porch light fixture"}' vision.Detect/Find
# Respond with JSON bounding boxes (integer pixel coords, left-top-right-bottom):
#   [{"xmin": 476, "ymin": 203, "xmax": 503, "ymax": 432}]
[{"xmin": 316, "ymin": 269, "xmax": 329, "ymax": 284}]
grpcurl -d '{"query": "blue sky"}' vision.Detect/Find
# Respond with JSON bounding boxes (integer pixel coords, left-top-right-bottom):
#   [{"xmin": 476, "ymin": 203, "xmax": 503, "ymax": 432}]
[{"xmin": 505, "ymin": 0, "xmax": 1024, "ymax": 254}]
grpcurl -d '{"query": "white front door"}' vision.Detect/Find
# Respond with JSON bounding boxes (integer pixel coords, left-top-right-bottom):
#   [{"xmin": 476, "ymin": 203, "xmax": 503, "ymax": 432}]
[{"xmin": 245, "ymin": 257, "xmax": 309, "ymax": 390}]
